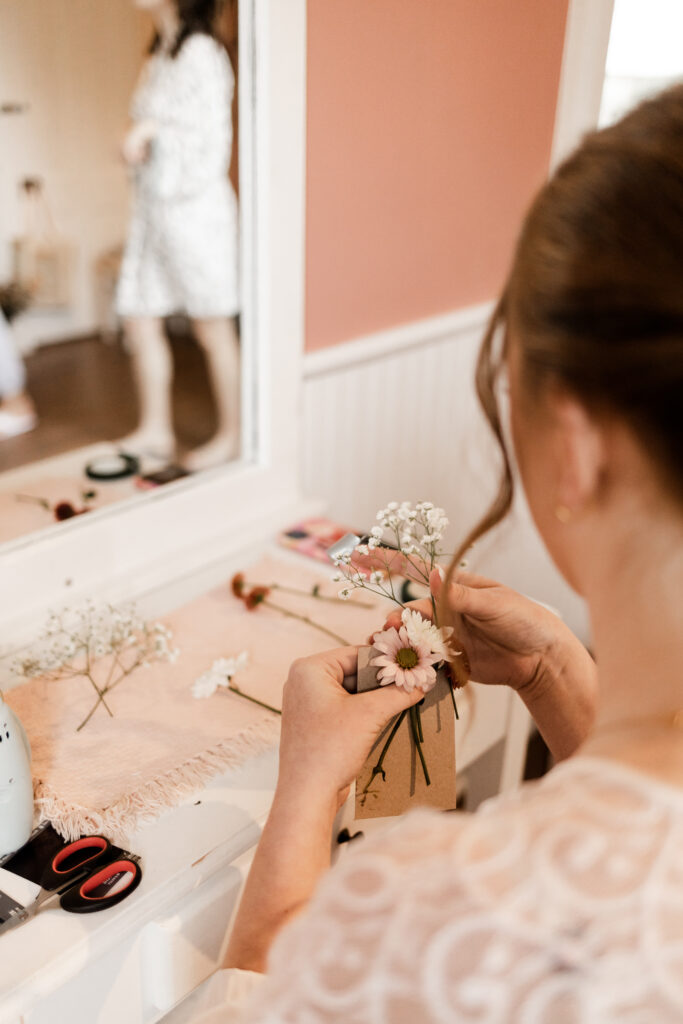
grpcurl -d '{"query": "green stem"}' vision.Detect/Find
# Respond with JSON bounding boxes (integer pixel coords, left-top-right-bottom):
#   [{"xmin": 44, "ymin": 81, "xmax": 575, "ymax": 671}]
[
  {"xmin": 76, "ymin": 668, "xmax": 117, "ymax": 731},
  {"xmin": 402, "ymin": 553, "xmax": 432, "ymax": 585},
  {"xmin": 86, "ymin": 673, "xmax": 114, "ymax": 717},
  {"xmin": 362, "ymin": 709, "xmax": 407, "ymax": 793},
  {"xmin": 409, "ymin": 706, "xmax": 430, "ymax": 786},
  {"xmin": 269, "ymin": 582, "xmax": 374, "ymax": 609},
  {"xmin": 449, "ymin": 680, "xmax": 460, "ymax": 720},
  {"xmin": 416, "ymin": 700, "xmax": 424, "ymax": 743},
  {"xmin": 263, "ymin": 599, "xmax": 350, "ymax": 646},
  {"xmin": 227, "ymin": 684, "xmax": 282, "ymax": 716},
  {"xmin": 107, "ymin": 653, "xmax": 144, "ymax": 692},
  {"xmin": 15, "ymin": 493, "xmax": 51, "ymax": 511},
  {"xmin": 76, "ymin": 700, "xmax": 103, "ymax": 733}
]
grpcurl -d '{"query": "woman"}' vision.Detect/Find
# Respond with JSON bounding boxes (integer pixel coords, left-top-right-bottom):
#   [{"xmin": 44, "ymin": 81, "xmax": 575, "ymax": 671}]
[
  {"xmin": 203, "ymin": 85, "xmax": 683, "ymax": 1021},
  {"xmin": 0, "ymin": 307, "xmax": 36, "ymax": 440},
  {"xmin": 117, "ymin": 0, "xmax": 239, "ymax": 470}
]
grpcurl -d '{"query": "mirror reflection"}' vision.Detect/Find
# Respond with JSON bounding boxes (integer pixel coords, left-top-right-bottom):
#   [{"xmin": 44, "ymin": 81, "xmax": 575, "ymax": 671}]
[{"xmin": 0, "ymin": 0, "xmax": 241, "ymax": 545}]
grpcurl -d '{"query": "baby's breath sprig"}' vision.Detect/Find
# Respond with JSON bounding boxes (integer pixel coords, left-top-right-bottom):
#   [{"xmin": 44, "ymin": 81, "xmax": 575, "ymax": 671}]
[
  {"xmin": 332, "ymin": 501, "xmax": 450, "ymax": 608},
  {"xmin": 10, "ymin": 601, "xmax": 179, "ymax": 732}
]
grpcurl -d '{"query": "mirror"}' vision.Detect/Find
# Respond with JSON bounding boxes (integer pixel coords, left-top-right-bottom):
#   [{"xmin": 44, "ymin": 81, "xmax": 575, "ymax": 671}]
[{"xmin": 0, "ymin": 0, "xmax": 245, "ymax": 548}]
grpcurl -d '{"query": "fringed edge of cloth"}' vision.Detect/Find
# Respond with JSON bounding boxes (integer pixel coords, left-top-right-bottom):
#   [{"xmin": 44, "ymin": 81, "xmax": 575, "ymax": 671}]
[{"xmin": 32, "ymin": 715, "xmax": 281, "ymax": 842}]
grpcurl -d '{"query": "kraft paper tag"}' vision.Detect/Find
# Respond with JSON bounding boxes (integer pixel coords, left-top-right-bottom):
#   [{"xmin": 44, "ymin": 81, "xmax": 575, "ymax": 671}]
[{"xmin": 354, "ymin": 646, "xmax": 457, "ymax": 819}]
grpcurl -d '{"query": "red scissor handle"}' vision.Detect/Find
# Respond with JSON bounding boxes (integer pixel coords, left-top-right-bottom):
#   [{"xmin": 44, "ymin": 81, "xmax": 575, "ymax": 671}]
[
  {"xmin": 41, "ymin": 835, "xmax": 111, "ymax": 891},
  {"xmin": 52, "ymin": 836, "xmax": 109, "ymax": 874},
  {"xmin": 60, "ymin": 858, "xmax": 142, "ymax": 914}
]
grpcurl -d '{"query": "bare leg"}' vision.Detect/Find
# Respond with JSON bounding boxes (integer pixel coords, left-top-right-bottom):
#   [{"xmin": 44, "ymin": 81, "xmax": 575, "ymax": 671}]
[
  {"xmin": 183, "ymin": 316, "xmax": 240, "ymax": 471},
  {"xmin": 120, "ymin": 316, "xmax": 175, "ymax": 458},
  {"xmin": 0, "ymin": 309, "xmax": 37, "ymax": 437},
  {"xmin": 0, "ymin": 392, "xmax": 37, "ymax": 439}
]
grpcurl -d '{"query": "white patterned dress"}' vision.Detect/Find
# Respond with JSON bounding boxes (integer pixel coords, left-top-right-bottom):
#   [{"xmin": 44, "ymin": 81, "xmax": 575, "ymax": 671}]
[
  {"xmin": 188, "ymin": 756, "xmax": 683, "ymax": 1023},
  {"xmin": 116, "ymin": 33, "xmax": 239, "ymax": 319}
]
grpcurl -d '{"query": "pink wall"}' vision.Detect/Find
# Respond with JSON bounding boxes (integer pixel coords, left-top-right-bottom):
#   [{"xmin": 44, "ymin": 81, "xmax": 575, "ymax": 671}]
[{"xmin": 305, "ymin": 0, "xmax": 569, "ymax": 351}]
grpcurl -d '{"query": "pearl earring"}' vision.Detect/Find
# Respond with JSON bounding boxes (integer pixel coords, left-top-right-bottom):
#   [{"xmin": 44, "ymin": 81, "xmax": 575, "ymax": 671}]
[{"xmin": 555, "ymin": 504, "xmax": 572, "ymax": 523}]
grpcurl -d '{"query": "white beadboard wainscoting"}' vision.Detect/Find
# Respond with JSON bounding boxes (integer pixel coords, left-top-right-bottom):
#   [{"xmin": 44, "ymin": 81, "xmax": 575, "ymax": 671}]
[{"xmin": 302, "ymin": 301, "xmax": 590, "ymax": 643}]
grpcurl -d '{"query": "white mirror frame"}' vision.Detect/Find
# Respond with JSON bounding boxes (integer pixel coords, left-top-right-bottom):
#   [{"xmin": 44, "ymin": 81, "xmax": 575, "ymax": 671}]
[{"xmin": 2, "ymin": 0, "xmax": 307, "ymax": 638}]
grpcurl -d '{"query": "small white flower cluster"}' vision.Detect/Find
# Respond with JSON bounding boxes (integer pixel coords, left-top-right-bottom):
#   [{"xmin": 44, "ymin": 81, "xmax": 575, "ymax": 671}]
[
  {"xmin": 331, "ymin": 501, "xmax": 449, "ymax": 601},
  {"xmin": 11, "ymin": 600, "xmax": 179, "ymax": 680},
  {"xmin": 192, "ymin": 652, "xmax": 249, "ymax": 699},
  {"xmin": 375, "ymin": 501, "xmax": 449, "ymax": 556}
]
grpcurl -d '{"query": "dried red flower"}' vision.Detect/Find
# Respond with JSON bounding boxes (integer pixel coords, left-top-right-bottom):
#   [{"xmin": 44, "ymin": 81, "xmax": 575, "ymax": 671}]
[
  {"xmin": 54, "ymin": 502, "xmax": 77, "ymax": 521},
  {"xmin": 244, "ymin": 586, "xmax": 271, "ymax": 611},
  {"xmin": 231, "ymin": 573, "xmax": 246, "ymax": 598}
]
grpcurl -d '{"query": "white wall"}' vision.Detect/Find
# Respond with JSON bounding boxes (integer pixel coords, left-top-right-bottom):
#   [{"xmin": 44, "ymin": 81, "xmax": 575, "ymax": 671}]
[
  {"xmin": 0, "ymin": 0, "xmax": 147, "ymax": 350},
  {"xmin": 599, "ymin": 0, "xmax": 683, "ymax": 127},
  {"xmin": 302, "ymin": 305, "xmax": 590, "ymax": 644}
]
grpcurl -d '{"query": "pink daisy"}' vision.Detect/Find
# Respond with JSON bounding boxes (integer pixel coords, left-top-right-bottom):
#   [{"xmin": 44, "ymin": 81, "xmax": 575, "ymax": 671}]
[{"xmin": 370, "ymin": 625, "xmax": 437, "ymax": 694}]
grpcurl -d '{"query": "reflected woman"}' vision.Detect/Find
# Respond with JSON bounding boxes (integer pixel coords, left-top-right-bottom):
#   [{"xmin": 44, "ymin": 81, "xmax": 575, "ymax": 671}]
[{"xmin": 116, "ymin": 0, "xmax": 240, "ymax": 471}]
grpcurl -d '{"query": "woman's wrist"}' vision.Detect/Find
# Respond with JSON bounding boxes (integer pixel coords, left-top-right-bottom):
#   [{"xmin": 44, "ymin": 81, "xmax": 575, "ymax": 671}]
[
  {"xmin": 270, "ymin": 773, "xmax": 340, "ymax": 830},
  {"xmin": 518, "ymin": 630, "xmax": 597, "ymax": 759}
]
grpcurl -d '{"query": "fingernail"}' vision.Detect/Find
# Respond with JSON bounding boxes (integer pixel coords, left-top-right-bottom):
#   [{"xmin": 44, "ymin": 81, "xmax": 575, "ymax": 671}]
[{"xmin": 436, "ymin": 565, "xmax": 445, "ymax": 581}]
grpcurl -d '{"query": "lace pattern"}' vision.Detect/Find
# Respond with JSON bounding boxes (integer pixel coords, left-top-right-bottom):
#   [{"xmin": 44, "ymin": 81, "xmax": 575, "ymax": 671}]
[
  {"xmin": 116, "ymin": 34, "xmax": 239, "ymax": 318},
  {"xmin": 249, "ymin": 758, "xmax": 683, "ymax": 1022}
]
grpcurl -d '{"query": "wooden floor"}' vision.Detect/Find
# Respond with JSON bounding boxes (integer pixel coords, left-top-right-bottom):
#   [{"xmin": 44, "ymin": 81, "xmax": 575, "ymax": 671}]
[{"xmin": 1, "ymin": 331, "xmax": 219, "ymax": 472}]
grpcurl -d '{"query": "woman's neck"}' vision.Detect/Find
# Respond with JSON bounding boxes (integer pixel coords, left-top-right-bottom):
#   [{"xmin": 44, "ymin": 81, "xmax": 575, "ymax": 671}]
[
  {"xmin": 581, "ymin": 519, "xmax": 683, "ymax": 786},
  {"xmin": 152, "ymin": 1, "xmax": 179, "ymax": 48}
]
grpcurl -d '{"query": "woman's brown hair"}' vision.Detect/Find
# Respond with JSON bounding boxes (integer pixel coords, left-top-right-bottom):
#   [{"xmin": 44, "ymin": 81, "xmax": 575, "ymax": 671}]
[{"xmin": 444, "ymin": 83, "xmax": 683, "ymax": 607}]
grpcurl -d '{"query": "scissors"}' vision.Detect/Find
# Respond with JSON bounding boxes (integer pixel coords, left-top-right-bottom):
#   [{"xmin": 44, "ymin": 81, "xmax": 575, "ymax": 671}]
[{"xmin": 0, "ymin": 834, "xmax": 142, "ymax": 935}]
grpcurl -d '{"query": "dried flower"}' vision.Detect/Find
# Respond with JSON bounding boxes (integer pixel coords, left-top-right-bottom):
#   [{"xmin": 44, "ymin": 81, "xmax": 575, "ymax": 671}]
[
  {"xmin": 244, "ymin": 585, "xmax": 271, "ymax": 610},
  {"xmin": 11, "ymin": 601, "xmax": 180, "ymax": 731},
  {"xmin": 192, "ymin": 652, "xmax": 249, "ymax": 699},
  {"xmin": 231, "ymin": 573, "xmax": 246, "ymax": 597},
  {"xmin": 54, "ymin": 502, "xmax": 78, "ymax": 521}
]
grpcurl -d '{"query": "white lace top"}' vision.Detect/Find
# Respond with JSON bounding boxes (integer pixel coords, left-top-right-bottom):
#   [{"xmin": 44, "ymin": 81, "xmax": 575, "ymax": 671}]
[
  {"xmin": 193, "ymin": 757, "xmax": 683, "ymax": 1023},
  {"xmin": 116, "ymin": 33, "xmax": 239, "ymax": 318}
]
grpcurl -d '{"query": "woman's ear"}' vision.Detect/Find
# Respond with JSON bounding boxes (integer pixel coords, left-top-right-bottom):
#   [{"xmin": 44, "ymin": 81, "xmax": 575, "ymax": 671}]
[{"xmin": 553, "ymin": 391, "xmax": 607, "ymax": 514}]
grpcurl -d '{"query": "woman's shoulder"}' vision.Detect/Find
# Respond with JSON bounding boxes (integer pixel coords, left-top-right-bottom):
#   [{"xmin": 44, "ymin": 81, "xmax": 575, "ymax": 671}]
[
  {"xmin": 176, "ymin": 32, "xmax": 230, "ymax": 67},
  {"xmin": 327, "ymin": 755, "xmax": 683, "ymax": 907},
  {"xmin": 257, "ymin": 760, "xmax": 683, "ymax": 1021}
]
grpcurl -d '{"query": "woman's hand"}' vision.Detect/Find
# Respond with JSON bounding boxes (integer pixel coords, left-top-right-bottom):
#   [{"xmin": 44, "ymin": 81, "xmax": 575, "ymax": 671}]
[
  {"xmin": 379, "ymin": 569, "xmax": 597, "ymax": 759},
  {"xmin": 225, "ymin": 648, "xmax": 423, "ymax": 971},
  {"xmin": 121, "ymin": 121, "xmax": 156, "ymax": 166},
  {"xmin": 380, "ymin": 569, "xmax": 567, "ymax": 693},
  {"xmin": 277, "ymin": 647, "xmax": 423, "ymax": 810}
]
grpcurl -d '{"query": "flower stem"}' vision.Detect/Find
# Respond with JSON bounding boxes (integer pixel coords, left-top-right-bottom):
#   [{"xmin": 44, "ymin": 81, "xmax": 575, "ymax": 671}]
[
  {"xmin": 409, "ymin": 705, "xmax": 431, "ymax": 786},
  {"xmin": 226, "ymin": 684, "xmax": 282, "ymax": 716},
  {"xmin": 416, "ymin": 701, "xmax": 424, "ymax": 743},
  {"xmin": 76, "ymin": 675, "xmax": 115, "ymax": 731},
  {"xmin": 362, "ymin": 709, "xmax": 407, "ymax": 794},
  {"xmin": 449, "ymin": 680, "xmax": 460, "ymax": 720},
  {"xmin": 263, "ymin": 599, "xmax": 350, "ymax": 646},
  {"xmin": 15, "ymin": 493, "xmax": 50, "ymax": 511},
  {"xmin": 269, "ymin": 582, "xmax": 374, "ymax": 608},
  {"xmin": 76, "ymin": 700, "xmax": 103, "ymax": 733}
]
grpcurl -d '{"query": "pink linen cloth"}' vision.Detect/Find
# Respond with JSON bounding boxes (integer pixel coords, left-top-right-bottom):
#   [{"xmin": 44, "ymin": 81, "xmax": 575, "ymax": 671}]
[{"xmin": 6, "ymin": 555, "xmax": 387, "ymax": 841}]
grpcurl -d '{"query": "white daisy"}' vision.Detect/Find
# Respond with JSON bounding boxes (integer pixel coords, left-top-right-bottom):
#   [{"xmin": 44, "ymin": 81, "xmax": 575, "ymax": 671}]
[{"xmin": 400, "ymin": 608, "xmax": 458, "ymax": 662}]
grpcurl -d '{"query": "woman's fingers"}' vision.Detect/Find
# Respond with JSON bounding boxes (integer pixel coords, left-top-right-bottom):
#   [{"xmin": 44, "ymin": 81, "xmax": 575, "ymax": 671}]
[
  {"xmin": 370, "ymin": 597, "xmax": 434, "ymax": 643},
  {"xmin": 360, "ymin": 681, "xmax": 424, "ymax": 722},
  {"xmin": 452, "ymin": 569, "xmax": 500, "ymax": 589},
  {"xmin": 430, "ymin": 569, "xmax": 493, "ymax": 619},
  {"xmin": 292, "ymin": 646, "xmax": 360, "ymax": 684}
]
